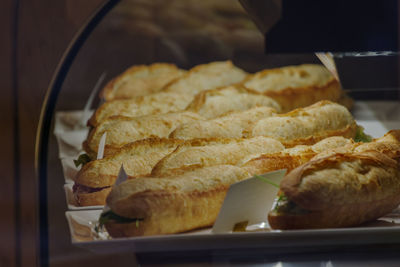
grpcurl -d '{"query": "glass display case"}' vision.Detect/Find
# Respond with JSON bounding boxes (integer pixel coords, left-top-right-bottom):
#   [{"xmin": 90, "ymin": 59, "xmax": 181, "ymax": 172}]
[{"xmin": 36, "ymin": 0, "xmax": 400, "ymax": 266}]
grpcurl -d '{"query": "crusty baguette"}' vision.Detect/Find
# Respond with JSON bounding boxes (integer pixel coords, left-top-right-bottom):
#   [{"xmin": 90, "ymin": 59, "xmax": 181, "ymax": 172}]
[
  {"xmin": 100, "ymin": 63, "xmax": 186, "ymax": 101},
  {"xmin": 242, "ymin": 64, "xmax": 343, "ymax": 112},
  {"xmin": 170, "ymin": 106, "xmax": 277, "ymax": 140},
  {"xmin": 104, "ymin": 165, "xmax": 251, "ymax": 237},
  {"xmin": 185, "ymin": 85, "xmax": 281, "ymax": 119},
  {"xmin": 88, "ymin": 92, "xmax": 194, "ymax": 127},
  {"xmin": 162, "ymin": 61, "xmax": 248, "ymax": 96},
  {"xmin": 74, "ymin": 137, "xmax": 240, "ymax": 206},
  {"xmin": 268, "ymin": 131, "xmax": 400, "ymax": 229},
  {"xmin": 241, "ymin": 136, "xmax": 353, "ymax": 176},
  {"xmin": 84, "ymin": 112, "xmax": 204, "ymax": 157},
  {"xmin": 251, "ymin": 100, "xmax": 357, "ymax": 147},
  {"xmin": 152, "ymin": 136, "xmax": 285, "ymax": 176}
]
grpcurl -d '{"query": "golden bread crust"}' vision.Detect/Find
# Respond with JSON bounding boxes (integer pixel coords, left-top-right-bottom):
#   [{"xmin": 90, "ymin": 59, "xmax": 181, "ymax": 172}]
[
  {"xmin": 75, "ymin": 138, "xmax": 185, "ymax": 188},
  {"xmin": 241, "ymin": 136, "xmax": 353, "ymax": 175},
  {"xmin": 170, "ymin": 106, "xmax": 277, "ymax": 140},
  {"xmin": 185, "ymin": 85, "xmax": 281, "ymax": 119},
  {"xmin": 88, "ymin": 92, "xmax": 194, "ymax": 127},
  {"xmin": 251, "ymin": 101, "xmax": 357, "ymax": 147},
  {"xmin": 105, "ymin": 165, "xmax": 250, "ymax": 237},
  {"xmin": 85, "ymin": 112, "xmax": 203, "ymax": 156},
  {"xmin": 151, "ymin": 136, "xmax": 284, "ymax": 176},
  {"xmin": 282, "ymin": 152, "xmax": 400, "ymax": 211},
  {"xmin": 100, "ymin": 63, "xmax": 185, "ymax": 101},
  {"xmin": 76, "ymin": 137, "xmax": 246, "ymax": 206},
  {"xmin": 243, "ymin": 64, "xmax": 343, "ymax": 112},
  {"xmin": 162, "ymin": 61, "xmax": 248, "ymax": 96}
]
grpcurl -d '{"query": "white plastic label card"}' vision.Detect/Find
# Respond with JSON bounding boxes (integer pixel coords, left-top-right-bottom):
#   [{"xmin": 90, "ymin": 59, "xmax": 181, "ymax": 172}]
[
  {"xmin": 212, "ymin": 169, "xmax": 286, "ymax": 233},
  {"xmin": 102, "ymin": 165, "xmax": 128, "ymax": 213},
  {"xmin": 115, "ymin": 164, "xmax": 128, "ymax": 186},
  {"xmin": 81, "ymin": 72, "xmax": 107, "ymax": 127},
  {"xmin": 97, "ymin": 132, "xmax": 107, "ymax": 160}
]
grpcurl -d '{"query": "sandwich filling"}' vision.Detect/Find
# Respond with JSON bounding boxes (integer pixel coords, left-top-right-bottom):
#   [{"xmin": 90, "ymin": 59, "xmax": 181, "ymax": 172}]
[
  {"xmin": 73, "ymin": 153, "xmax": 92, "ymax": 168},
  {"xmin": 72, "ymin": 183, "xmax": 110, "ymax": 194},
  {"xmin": 273, "ymin": 193, "xmax": 309, "ymax": 215},
  {"xmin": 354, "ymin": 126, "xmax": 372, "ymax": 143},
  {"xmin": 97, "ymin": 210, "xmax": 143, "ymax": 230}
]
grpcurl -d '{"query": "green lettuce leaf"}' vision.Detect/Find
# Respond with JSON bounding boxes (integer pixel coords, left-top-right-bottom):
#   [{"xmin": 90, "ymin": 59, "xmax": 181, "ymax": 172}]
[
  {"xmin": 73, "ymin": 153, "xmax": 91, "ymax": 168},
  {"xmin": 354, "ymin": 126, "xmax": 372, "ymax": 143},
  {"xmin": 95, "ymin": 210, "xmax": 143, "ymax": 233}
]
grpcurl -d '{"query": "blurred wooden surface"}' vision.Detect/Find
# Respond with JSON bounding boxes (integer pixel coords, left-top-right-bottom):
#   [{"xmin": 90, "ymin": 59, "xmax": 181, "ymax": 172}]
[
  {"xmin": 0, "ymin": 0, "xmax": 139, "ymax": 266},
  {"xmin": 0, "ymin": 0, "xmax": 16, "ymax": 266}
]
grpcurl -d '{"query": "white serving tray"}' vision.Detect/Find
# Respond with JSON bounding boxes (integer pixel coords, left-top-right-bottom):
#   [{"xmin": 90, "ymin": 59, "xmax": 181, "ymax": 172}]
[
  {"xmin": 59, "ymin": 101, "xmax": 400, "ymax": 253},
  {"xmin": 66, "ymin": 208, "xmax": 400, "ymax": 253}
]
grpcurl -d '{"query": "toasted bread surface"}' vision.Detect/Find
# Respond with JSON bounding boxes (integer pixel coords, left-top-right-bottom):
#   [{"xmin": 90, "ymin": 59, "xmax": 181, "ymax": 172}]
[
  {"xmin": 170, "ymin": 106, "xmax": 277, "ymax": 140},
  {"xmin": 152, "ymin": 136, "xmax": 284, "ymax": 175},
  {"xmin": 162, "ymin": 61, "xmax": 248, "ymax": 96},
  {"xmin": 186, "ymin": 85, "xmax": 281, "ymax": 119},
  {"xmin": 243, "ymin": 64, "xmax": 343, "ymax": 112},
  {"xmin": 89, "ymin": 92, "xmax": 194, "ymax": 127},
  {"xmin": 241, "ymin": 136, "xmax": 353, "ymax": 175},
  {"xmin": 85, "ymin": 112, "xmax": 203, "ymax": 155},
  {"xmin": 101, "ymin": 63, "xmax": 185, "ymax": 101},
  {"xmin": 251, "ymin": 101, "xmax": 357, "ymax": 147}
]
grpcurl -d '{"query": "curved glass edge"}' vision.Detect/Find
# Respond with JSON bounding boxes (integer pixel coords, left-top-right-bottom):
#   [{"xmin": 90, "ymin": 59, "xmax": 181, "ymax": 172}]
[{"xmin": 34, "ymin": 0, "xmax": 120, "ymax": 266}]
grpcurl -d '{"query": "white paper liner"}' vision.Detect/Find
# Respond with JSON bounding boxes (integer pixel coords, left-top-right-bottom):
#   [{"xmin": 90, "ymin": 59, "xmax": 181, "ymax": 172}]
[{"xmin": 54, "ymin": 110, "xmax": 93, "ymax": 183}]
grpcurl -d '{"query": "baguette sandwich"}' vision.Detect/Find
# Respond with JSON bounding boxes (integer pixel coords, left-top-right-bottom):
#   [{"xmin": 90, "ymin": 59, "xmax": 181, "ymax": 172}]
[
  {"xmin": 268, "ymin": 130, "xmax": 400, "ymax": 230},
  {"xmin": 74, "ymin": 137, "xmax": 242, "ymax": 206},
  {"xmin": 84, "ymin": 111, "xmax": 203, "ymax": 158},
  {"xmin": 100, "ymin": 63, "xmax": 186, "ymax": 101},
  {"xmin": 242, "ymin": 64, "xmax": 345, "ymax": 112},
  {"xmin": 162, "ymin": 61, "xmax": 248, "ymax": 96},
  {"xmin": 73, "ymin": 138, "xmax": 184, "ymax": 206},
  {"xmin": 102, "ymin": 165, "xmax": 251, "ymax": 237},
  {"xmin": 251, "ymin": 100, "xmax": 357, "ymax": 147}
]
